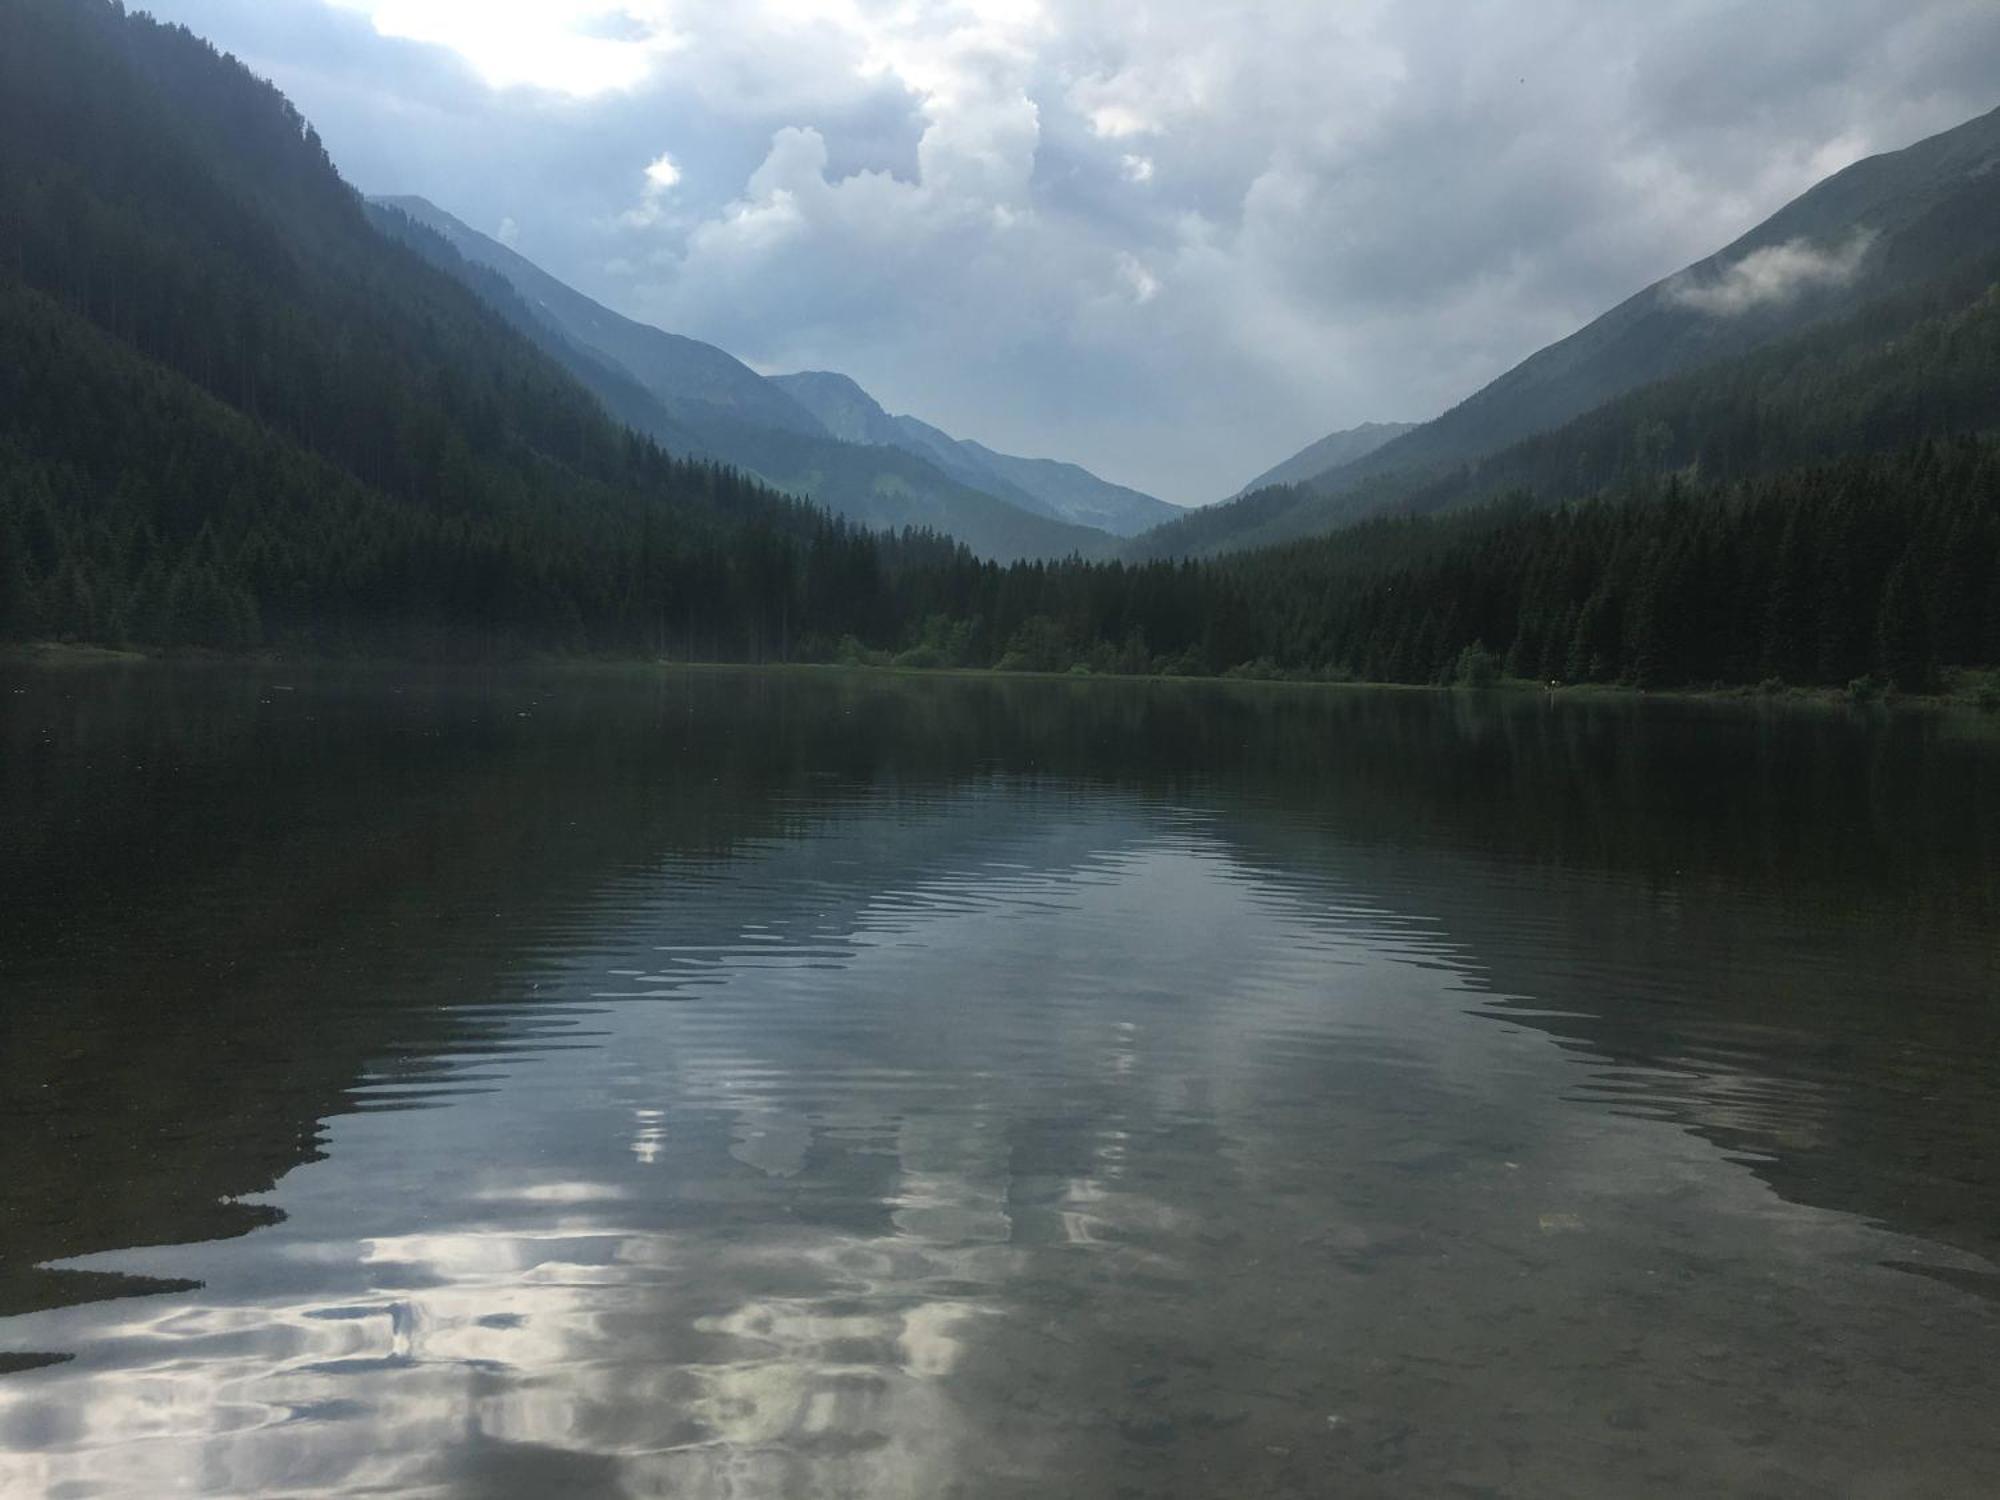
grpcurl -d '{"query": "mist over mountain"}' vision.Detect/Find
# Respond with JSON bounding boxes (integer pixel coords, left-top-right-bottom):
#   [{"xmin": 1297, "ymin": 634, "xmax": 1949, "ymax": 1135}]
[{"xmin": 1149, "ymin": 103, "xmax": 2000, "ymax": 557}]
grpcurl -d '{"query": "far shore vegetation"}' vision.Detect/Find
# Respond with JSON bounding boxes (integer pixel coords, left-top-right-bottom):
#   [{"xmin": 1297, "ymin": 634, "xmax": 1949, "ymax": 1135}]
[
  {"xmin": 10, "ymin": 640, "xmax": 1997, "ymax": 719},
  {"xmin": 6, "ymin": 3, "xmax": 1997, "ymax": 710}
]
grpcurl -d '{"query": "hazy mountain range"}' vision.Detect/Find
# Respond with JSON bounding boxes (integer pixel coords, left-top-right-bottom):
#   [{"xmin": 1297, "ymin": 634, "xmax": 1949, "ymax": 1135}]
[
  {"xmin": 1232, "ymin": 422, "xmax": 1417, "ymax": 496},
  {"xmin": 370, "ymin": 94, "xmax": 2000, "ymax": 568},
  {"xmin": 371, "ymin": 197, "xmax": 1171, "ymax": 558},
  {"xmin": 769, "ymin": 371, "xmax": 1179, "ymax": 537},
  {"xmin": 4, "ymin": 0, "xmax": 1996, "ymax": 691}
]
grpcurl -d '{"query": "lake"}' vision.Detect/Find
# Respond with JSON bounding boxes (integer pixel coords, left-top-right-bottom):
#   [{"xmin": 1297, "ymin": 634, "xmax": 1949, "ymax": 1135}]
[{"xmin": 2, "ymin": 664, "xmax": 1996, "ymax": 1498}]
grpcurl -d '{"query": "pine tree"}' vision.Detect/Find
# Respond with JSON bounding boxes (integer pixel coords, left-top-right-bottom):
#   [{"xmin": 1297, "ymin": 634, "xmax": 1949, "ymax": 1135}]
[{"xmin": 1877, "ymin": 551, "xmax": 1935, "ymax": 691}]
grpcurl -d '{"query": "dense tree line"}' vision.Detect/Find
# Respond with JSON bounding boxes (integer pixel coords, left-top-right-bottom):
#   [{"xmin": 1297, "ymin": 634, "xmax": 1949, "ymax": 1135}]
[
  {"xmin": 0, "ymin": 277, "xmax": 927, "ymax": 658},
  {"xmin": 4, "ymin": 0, "xmax": 1995, "ymax": 693},
  {"xmin": 20, "ymin": 334, "xmax": 1993, "ymax": 694},
  {"xmin": 801, "ymin": 439, "xmax": 2000, "ymax": 693},
  {"xmin": 1241, "ymin": 440, "xmax": 2000, "ymax": 692}
]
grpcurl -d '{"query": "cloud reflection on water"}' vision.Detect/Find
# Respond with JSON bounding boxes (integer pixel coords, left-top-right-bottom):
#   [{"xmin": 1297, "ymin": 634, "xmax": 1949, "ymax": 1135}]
[{"xmin": 3, "ymin": 764, "xmax": 1998, "ymax": 1496}]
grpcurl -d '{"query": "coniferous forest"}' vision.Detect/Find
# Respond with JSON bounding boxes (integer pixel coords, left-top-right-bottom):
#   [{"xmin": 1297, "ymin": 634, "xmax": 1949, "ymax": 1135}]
[{"xmin": 3, "ymin": 0, "xmax": 1998, "ymax": 693}]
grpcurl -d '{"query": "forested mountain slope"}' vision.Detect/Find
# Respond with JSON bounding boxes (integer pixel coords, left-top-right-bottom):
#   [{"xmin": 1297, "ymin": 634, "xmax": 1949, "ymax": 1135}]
[
  {"xmin": 0, "ymin": 0, "xmax": 945, "ymax": 654},
  {"xmin": 3, "ymin": 0, "xmax": 1991, "ymax": 695},
  {"xmin": 1131, "ymin": 420, "xmax": 1416, "ymax": 561},
  {"xmin": 1354, "ymin": 105, "xmax": 2000, "ymax": 475},
  {"xmin": 944, "ymin": 440, "xmax": 1179, "ymax": 538},
  {"xmin": 1140, "ymin": 104, "xmax": 2000, "ymax": 557},
  {"xmin": 1121, "ymin": 480, "xmax": 1321, "ymax": 563},
  {"xmin": 371, "ymin": 196, "xmax": 826, "ymax": 440},
  {"xmin": 1390, "ymin": 251, "xmax": 2000, "ymax": 519},
  {"xmin": 1137, "ymin": 235, "xmax": 2000, "ymax": 563},
  {"xmin": 1230, "ymin": 422, "xmax": 1417, "ymax": 497},
  {"xmin": 373, "ymin": 198, "xmax": 1118, "ymax": 561},
  {"xmin": 771, "ymin": 372, "xmax": 1180, "ymax": 536},
  {"xmin": 837, "ymin": 437, "xmax": 2000, "ymax": 694}
]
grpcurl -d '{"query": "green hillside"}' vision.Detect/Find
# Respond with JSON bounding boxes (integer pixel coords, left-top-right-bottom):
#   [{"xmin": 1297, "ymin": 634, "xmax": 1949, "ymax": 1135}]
[
  {"xmin": 1143, "ymin": 106, "xmax": 2000, "ymax": 556},
  {"xmin": 0, "ymin": 0, "xmax": 957, "ymax": 655}
]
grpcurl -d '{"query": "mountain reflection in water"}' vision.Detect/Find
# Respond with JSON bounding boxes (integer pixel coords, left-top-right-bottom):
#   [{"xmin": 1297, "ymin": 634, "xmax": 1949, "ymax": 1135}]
[{"xmin": 1, "ymin": 665, "xmax": 1996, "ymax": 1497}]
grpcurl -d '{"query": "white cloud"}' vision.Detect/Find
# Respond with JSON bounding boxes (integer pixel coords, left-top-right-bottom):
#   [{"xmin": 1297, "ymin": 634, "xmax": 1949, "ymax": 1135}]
[
  {"xmin": 496, "ymin": 215, "xmax": 520, "ymax": 246},
  {"xmin": 1667, "ymin": 232, "xmax": 1877, "ymax": 316},
  {"xmin": 147, "ymin": 0, "xmax": 2000, "ymax": 502},
  {"xmin": 643, "ymin": 151, "xmax": 682, "ymax": 191},
  {"xmin": 621, "ymin": 150, "xmax": 685, "ymax": 227},
  {"xmin": 1068, "ymin": 46, "xmax": 1228, "ymax": 143},
  {"xmin": 1084, "ymin": 103, "xmax": 1150, "ymax": 139},
  {"xmin": 328, "ymin": 0, "xmax": 681, "ymax": 95}
]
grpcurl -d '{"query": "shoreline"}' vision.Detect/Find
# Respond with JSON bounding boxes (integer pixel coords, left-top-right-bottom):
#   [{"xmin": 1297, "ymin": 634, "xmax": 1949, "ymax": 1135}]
[{"xmin": 5, "ymin": 640, "xmax": 1995, "ymax": 714}]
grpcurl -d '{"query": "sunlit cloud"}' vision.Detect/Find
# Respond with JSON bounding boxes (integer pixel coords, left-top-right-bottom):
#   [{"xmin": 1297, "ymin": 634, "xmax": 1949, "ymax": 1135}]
[
  {"xmin": 144, "ymin": 0, "xmax": 2000, "ymax": 501},
  {"xmin": 643, "ymin": 150, "xmax": 683, "ymax": 191},
  {"xmin": 328, "ymin": 0, "xmax": 683, "ymax": 95}
]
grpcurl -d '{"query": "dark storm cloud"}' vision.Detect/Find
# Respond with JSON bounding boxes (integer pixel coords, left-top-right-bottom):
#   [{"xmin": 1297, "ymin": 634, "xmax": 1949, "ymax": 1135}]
[{"xmin": 138, "ymin": 0, "xmax": 2000, "ymax": 502}]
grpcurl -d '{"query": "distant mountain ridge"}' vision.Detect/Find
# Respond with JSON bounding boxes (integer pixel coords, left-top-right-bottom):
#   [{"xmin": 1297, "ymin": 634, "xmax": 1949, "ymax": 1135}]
[
  {"xmin": 7, "ymin": 0, "xmax": 1994, "ymax": 698},
  {"xmin": 370, "ymin": 198, "xmax": 1153, "ymax": 558},
  {"xmin": 1137, "ymin": 102, "xmax": 2000, "ymax": 557},
  {"xmin": 374, "ymin": 211, "xmax": 1088, "ymax": 565},
  {"xmin": 1232, "ymin": 422, "xmax": 1416, "ymax": 496},
  {"xmin": 771, "ymin": 372, "xmax": 1179, "ymax": 536},
  {"xmin": 374, "ymin": 199, "xmax": 825, "ymax": 440}
]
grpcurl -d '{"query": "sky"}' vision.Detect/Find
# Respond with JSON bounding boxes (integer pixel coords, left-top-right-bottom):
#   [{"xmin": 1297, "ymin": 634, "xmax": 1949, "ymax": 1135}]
[{"xmin": 141, "ymin": 1, "xmax": 2000, "ymax": 504}]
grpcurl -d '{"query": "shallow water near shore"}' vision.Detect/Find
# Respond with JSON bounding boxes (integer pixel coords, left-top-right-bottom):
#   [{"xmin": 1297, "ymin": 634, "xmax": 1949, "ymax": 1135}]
[{"xmin": 2, "ymin": 664, "xmax": 1996, "ymax": 1497}]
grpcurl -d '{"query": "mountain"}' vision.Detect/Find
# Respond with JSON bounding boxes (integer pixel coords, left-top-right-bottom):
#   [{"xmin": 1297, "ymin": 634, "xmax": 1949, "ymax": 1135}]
[
  {"xmin": 948, "ymin": 440, "xmax": 1180, "ymax": 538},
  {"xmin": 1121, "ymin": 420, "xmax": 1417, "ymax": 560},
  {"xmin": 763, "ymin": 371, "xmax": 1036, "ymax": 507},
  {"xmin": 373, "ymin": 196, "xmax": 824, "ymax": 441},
  {"xmin": 0, "ymin": 0, "xmax": 968, "ymax": 660},
  {"xmin": 1135, "ymin": 103, "xmax": 2000, "ymax": 556},
  {"xmin": 1374, "ymin": 244, "xmax": 2000, "ymax": 522},
  {"xmin": 772, "ymin": 372, "xmax": 1180, "ymax": 537},
  {"xmin": 765, "ymin": 370, "xmax": 904, "ymax": 447},
  {"xmin": 1232, "ymin": 422, "xmax": 1416, "ymax": 496},
  {"xmin": 372, "ymin": 199, "xmax": 1116, "ymax": 562},
  {"xmin": 1119, "ymin": 481, "xmax": 1316, "ymax": 563},
  {"xmin": 8, "ymin": 0, "xmax": 1989, "ymax": 693}
]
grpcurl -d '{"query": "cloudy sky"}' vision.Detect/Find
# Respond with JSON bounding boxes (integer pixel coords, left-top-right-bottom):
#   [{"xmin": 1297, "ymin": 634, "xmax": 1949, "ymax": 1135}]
[{"xmin": 143, "ymin": 0, "xmax": 2000, "ymax": 503}]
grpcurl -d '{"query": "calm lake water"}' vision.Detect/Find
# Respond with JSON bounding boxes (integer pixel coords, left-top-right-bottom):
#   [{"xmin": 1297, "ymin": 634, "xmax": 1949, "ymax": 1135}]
[{"xmin": 2, "ymin": 664, "xmax": 1997, "ymax": 1498}]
